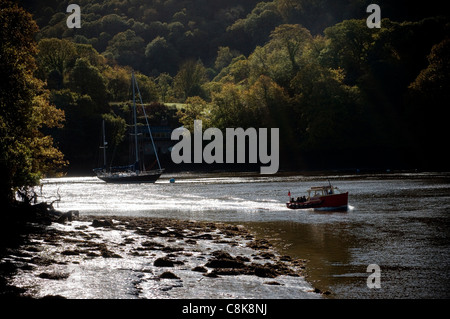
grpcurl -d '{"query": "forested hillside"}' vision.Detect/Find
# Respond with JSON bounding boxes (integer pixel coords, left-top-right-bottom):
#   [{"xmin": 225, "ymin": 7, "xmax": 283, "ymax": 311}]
[{"xmin": 18, "ymin": 0, "xmax": 449, "ymax": 174}]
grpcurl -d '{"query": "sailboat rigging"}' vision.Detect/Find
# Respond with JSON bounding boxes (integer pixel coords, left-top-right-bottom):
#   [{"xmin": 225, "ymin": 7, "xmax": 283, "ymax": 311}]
[{"xmin": 93, "ymin": 71, "xmax": 164, "ymax": 183}]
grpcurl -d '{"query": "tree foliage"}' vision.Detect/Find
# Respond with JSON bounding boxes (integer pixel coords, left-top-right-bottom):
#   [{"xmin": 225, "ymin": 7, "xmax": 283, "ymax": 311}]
[
  {"xmin": 173, "ymin": 60, "xmax": 207, "ymax": 100},
  {"xmin": 0, "ymin": 1, "xmax": 66, "ymax": 203},
  {"xmin": 16, "ymin": 0, "xmax": 450, "ymax": 171}
]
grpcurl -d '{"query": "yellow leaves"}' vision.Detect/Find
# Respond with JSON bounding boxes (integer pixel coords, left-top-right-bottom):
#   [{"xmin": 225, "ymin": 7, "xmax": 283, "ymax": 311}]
[
  {"xmin": 29, "ymin": 134, "xmax": 68, "ymax": 176},
  {"xmin": 32, "ymin": 91, "xmax": 65, "ymax": 129}
]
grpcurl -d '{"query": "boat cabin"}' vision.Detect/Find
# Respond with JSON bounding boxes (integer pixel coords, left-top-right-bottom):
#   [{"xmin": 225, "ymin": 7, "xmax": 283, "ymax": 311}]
[{"xmin": 308, "ymin": 185, "xmax": 341, "ymax": 199}]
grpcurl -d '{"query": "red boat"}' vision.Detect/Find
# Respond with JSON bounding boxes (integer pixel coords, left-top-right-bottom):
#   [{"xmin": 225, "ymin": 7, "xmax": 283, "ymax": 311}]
[{"xmin": 286, "ymin": 185, "xmax": 348, "ymax": 211}]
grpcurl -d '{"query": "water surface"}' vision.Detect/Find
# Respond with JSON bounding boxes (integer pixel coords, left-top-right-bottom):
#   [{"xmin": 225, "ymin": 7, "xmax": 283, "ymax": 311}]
[{"xmin": 39, "ymin": 171, "xmax": 450, "ymax": 298}]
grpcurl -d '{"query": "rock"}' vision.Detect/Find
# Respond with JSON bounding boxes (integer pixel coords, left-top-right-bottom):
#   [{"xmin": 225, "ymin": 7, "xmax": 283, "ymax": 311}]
[
  {"xmin": 97, "ymin": 243, "xmax": 121, "ymax": 258},
  {"xmin": 165, "ymin": 230, "xmax": 184, "ymax": 238},
  {"xmin": 192, "ymin": 266, "xmax": 208, "ymax": 273},
  {"xmin": 205, "ymin": 257, "xmax": 245, "ymax": 269},
  {"xmin": 69, "ymin": 210, "xmax": 80, "ymax": 218},
  {"xmin": 141, "ymin": 240, "xmax": 163, "ymax": 249},
  {"xmin": 30, "ymin": 257, "xmax": 54, "ymax": 266},
  {"xmin": 211, "ymin": 268, "xmax": 242, "ymax": 276},
  {"xmin": 247, "ymin": 239, "xmax": 270, "ymax": 250},
  {"xmin": 25, "ymin": 246, "xmax": 42, "ymax": 253},
  {"xmin": 237, "ymin": 256, "xmax": 250, "ymax": 262},
  {"xmin": 162, "ymin": 246, "xmax": 183, "ymax": 252},
  {"xmin": 92, "ymin": 219, "xmax": 113, "ymax": 227},
  {"xmin": 100, "ymin": 250, "xmax": 122, "ymax": 258},
  {"xmin": 259, "ymin": 252, "xmax": 275, "ymax": 259},
  {"xmin": 193, "ymin": 233, "xmax": 214, "ymax": 240},
  {"xmin": 61, "ymin": 250, "xmax": 80, "ymax": 256},
  {"xmin": 203, "ymin": 272, "xmax": 219, "ymax": 278},
  {"xmin": 253, "ymin": 265, "xmax": 278, "ymax": 278},
  {"xmin": 55, "ymin": 211, "xmax": 78, "ymax": 224},
  {"xmin": 55, "ymin": 214, "xmax": 68, "ymax": 224},
  {"xmin": 159, "ymin": 271, "xmax": 179, "ymax": 279},
  {"xmin": 211, "ymin": 250, "xmax": 232, "ymax": 259},
  {"xmin": 38, "ymin": 272, "xmax": 70, "ymax": 280},
  {"xmin": 154, "ymin": 257, "xmax": 174, "ymax": 267},
  {"xmin": 86, "ymin": 252, "xmax": 100, "ymax": 257},
  {"xmin": 278, "ymin": 253, "xmax": 290, "ymax": 260},
  {"xmin": 265, "ymin": 281, "xmax": 281, "ymax": 285},
  {"xmin": 205, "ymin": 250, "xmax": 247, "ymax": 269}
]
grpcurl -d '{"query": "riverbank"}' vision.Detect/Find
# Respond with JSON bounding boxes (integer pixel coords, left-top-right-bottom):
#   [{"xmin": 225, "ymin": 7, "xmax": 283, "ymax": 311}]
[{"xmin": 0, "ymin": 210, "xmax": 321, "ymax": 299}]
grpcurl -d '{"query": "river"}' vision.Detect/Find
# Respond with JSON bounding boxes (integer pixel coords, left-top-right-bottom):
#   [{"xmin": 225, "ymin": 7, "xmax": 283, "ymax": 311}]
[{"xmin": 38, "ymin": 171, "xmax": 450, "ymax": 299}]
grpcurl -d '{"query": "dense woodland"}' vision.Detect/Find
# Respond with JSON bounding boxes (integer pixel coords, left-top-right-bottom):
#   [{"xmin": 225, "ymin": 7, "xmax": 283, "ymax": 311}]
[{"xmin": 1, "ymin": 0, "xmax": 449, "ymax": 201}]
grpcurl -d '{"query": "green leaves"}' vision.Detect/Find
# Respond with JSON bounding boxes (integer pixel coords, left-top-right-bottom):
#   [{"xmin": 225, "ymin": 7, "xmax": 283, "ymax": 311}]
[{"xmin": 69, "ymin": 58, "xmax": 108, "ymax": 105}]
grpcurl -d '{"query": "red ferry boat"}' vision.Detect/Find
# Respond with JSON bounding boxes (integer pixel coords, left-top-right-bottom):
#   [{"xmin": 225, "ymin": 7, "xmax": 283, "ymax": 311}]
[{"xmin": 286, "ymin": 184, "xmax": 348, "ymax": 211}]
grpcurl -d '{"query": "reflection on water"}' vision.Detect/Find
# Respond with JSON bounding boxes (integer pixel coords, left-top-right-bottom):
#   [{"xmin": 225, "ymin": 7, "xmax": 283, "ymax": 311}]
[
  {"xmin": 37, "ymin": 171, "xmax": 450, "ymax": 298},
  {"xmin": 244, "ymin": 221, "xmax": 367, "ymax": 298}
]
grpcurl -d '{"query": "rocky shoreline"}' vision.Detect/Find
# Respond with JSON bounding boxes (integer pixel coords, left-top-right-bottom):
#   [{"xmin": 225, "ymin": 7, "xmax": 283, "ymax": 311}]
[{"xmin": 1, "ymin": 208, "xmax": 324, "ymax": 299}]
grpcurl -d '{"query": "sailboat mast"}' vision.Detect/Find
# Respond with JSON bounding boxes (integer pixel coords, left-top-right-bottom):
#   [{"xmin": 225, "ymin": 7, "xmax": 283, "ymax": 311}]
[
  {"xmin": 132, "ymin": 72, "xmax": 139, "ymax": 171},
  {"xmin": 102, "ymin": 119, "xmax": 107, "ymax": 168},
  {"xmin": 133, "ymin": 73, "xmax": 162, "ymax": 171}
]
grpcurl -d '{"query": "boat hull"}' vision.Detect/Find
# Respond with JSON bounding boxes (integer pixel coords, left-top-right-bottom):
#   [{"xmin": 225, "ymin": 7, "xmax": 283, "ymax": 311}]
[
  {"xmin": 287, "ymin": 192, "xmax": 348, "ymax": 211},
  {"xmin": 97, "ymin": 170, "xmax": 163, "ymax": 184}
]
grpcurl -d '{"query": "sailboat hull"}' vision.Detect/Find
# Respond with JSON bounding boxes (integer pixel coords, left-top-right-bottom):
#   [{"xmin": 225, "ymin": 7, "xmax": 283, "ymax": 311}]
[{"xmin": 97, "ymin": 170, "xmax": 163, "ymax": 183}]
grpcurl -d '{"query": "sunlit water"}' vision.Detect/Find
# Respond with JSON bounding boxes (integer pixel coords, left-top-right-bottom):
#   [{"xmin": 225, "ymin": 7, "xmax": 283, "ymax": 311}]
[{"xmin": 37, "ymin": 171, "xmax": 450, "ymax": 298}]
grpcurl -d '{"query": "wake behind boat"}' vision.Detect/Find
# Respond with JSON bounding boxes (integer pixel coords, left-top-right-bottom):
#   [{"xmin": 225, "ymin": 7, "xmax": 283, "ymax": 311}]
[
  {"xmin": 287, "ymin": 184, "xmax": 348, "ymax": 211},
  {"xmin": 93, "ymin": 71, "xmax": 164, "ymax": 183}
]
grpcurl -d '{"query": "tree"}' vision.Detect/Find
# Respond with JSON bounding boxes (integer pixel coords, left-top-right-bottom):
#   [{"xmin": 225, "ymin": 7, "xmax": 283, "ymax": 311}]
[
  {"xmin": 142, "ymin": 102, "xmax": 180, "ymax": 127},
  {"xmin": 407, "ymin": 39, "xmax": 450, "ymax": 167},
  {"xmin": 49, "ymin": 89, "xmax": 99, "ymax": 174},
  {"xmin": 268, "ymin": 24, "xmax": 312, "ymax": 74},
  {"xmin": 228, "ymin": 1, "xmax": 282, "ymax": 54},
  {"xmin": 104, "ymin": 29, "xmax": 145, "ymax": 70},
  {"xmin": 37, "ymin": 38, "xmax": 76, "ymax": 77},
  {"xmin": 104, "ymin": 65, "xmax": 131, "ymax": 102},
  {"xmin": 156, "ymin": 73, "xmax": 173, "ymax": 103},
  {"xmin": 214, "ymin": 46, "xmax": 235, "ymax": 71},
  {"xmin": 102, "ymin": 112, "xmax": 126, "ymax": 147},
  {"xmin": 323, "ymin": 19, "xmax": 375, "ymax": 85},
  {"xmin": 69, "ymin": 58, "xmax": 109, "ymax": 107},
  {"xmin": 134, "ymin": 73, "xmax": 159, "ymax": 103},
  {"xmin": 0, "ymin": 1, "xmax": 66, "ymax": 204},
  {"xmin": 144, "ymin": 36, "xmax": 178, "ymax": 75},
  {"xmin": 210, "ymin": 83, "xmax": 246, "ymax": 129},
  {"xmin": 173, "ymin": 60, "xmax": 207, "ymax": 100},
  {"xmin": 177, "ymin": 96, "xmax": 212, "ymax": 131},
  {"xmin": 100, "ymin": 14, "xmax": 129, "ymax": 35},
  {"xmin": 289, "ymin": 60, "xmax": 365, "ymax": 163}
]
